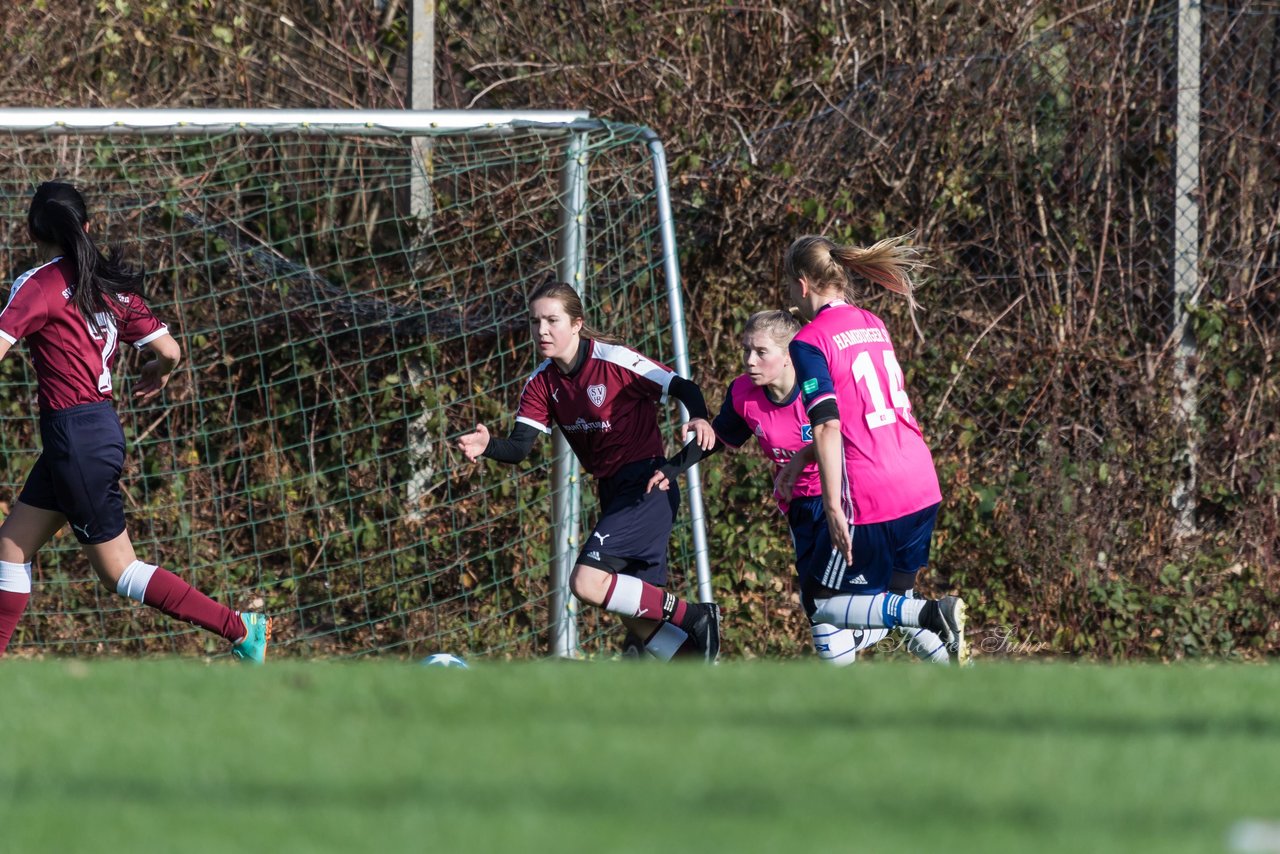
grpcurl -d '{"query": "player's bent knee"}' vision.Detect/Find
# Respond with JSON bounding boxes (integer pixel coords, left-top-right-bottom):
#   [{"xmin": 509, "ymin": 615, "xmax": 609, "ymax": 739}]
[
  {"xmin": 0, "ymin": 539, "xmax": 29, "ymax": 565},
  {"xmin": 0, "ymin": 527, "xmax": 46, "ymax": 564},
  {"xmin": 569, "ymin": 564, "xmax": 610, "ymax": 605},
  {"xmin": 889, "ymin": 568, "xmax": 919, "ymax": 596}
]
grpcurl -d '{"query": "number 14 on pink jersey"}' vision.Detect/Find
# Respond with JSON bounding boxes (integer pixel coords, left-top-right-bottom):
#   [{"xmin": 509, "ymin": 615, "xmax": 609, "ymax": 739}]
[{"xmin": 851, "ymin": 349, "xmax": 914, "ymax": 429}]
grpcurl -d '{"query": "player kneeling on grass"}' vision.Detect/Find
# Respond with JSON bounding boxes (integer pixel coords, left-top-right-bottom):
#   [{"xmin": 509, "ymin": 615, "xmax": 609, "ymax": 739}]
[
  {"xmin": 649, "ymin": 310, "xmax": 949, "ymax": 665},
  {"xmin": 0, "ymin": 182, "xmax": 270, "ymax": 663},
  {"xmin": 456, "ymin": 281, "xmax": 721, "ymax": 663}
]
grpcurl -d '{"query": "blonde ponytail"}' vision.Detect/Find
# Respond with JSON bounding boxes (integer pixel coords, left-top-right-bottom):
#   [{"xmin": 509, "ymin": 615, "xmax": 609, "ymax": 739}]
[{"xmin": 784, "ymin": 233, "xmax": 928, "ymax": 311}]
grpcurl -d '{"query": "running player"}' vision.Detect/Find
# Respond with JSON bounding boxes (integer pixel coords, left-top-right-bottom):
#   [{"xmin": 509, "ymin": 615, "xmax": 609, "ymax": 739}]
[
  {"xmin": 785, "ymin": 234, "xmax": 968, "ymax": 663},
  {"xmin": 0, "ymin": 182, "xmax": 270, "ymax": 662},
  {"xmin": 456, "ymin": 281, "xmax": 721, "ymax": 662},
  {"xmin": 652, "ymin": 309, "xmax": 950, "ymax": 665}
]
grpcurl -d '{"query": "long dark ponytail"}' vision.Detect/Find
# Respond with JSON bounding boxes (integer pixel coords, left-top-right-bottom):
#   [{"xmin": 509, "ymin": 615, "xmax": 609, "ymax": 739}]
[{"xmin": 27, "ymin": 182, "xmax": 145, "ymax": 330}]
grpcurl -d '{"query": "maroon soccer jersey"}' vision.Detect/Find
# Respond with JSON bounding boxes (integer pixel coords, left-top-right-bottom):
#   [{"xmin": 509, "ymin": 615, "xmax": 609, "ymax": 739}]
[
  {"xmin": 516, "ymin": 339, "xmax": 677, "ymax": 478},
  {"xmin": 1, "ymin": 257, "xmax": 168, "ymax": 412}
]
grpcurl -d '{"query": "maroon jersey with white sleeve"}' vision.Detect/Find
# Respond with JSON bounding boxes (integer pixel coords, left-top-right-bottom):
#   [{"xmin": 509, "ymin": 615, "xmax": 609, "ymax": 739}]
[
  {"xmin": 515, "ymin": 339, "xmax": 676, "ymax": 478},
  {"xmin": 0, "ymin": 257, "xmax": 168, "ymax": 412}
]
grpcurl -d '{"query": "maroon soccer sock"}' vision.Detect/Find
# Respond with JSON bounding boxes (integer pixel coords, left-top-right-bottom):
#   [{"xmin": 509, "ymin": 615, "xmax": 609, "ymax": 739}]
[
  {"xmin": 602, "ymin": 573, "xmax": 689, "ymax": 625},
  {"xmin": 141, "ymin": 567, "xmax": 245, "ymax": 642},
  {"xmin": 0, "ymin": 590, "xmax": 30, "ymax": 655}
]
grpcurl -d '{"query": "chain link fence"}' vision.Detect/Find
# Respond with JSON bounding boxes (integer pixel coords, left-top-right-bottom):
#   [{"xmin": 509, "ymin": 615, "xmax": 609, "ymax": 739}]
[
  {"xmin": 1, "ymin": 1, "xmax": 1276, "ymax": 659},
  {"xmin": 743, "ymin": 2, "xmax": 1278, "ymax": 657}
]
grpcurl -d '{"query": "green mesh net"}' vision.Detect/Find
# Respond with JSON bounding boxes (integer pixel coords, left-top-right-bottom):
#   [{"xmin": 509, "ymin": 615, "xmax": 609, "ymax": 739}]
[{"xmin": 0, "ymin": 115, "xmax": 699, "ymax": 660}]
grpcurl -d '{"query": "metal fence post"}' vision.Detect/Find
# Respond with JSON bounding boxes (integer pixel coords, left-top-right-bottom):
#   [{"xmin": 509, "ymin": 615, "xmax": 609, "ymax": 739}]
[{"xmin": 1171, "ymin": 0, "xmax": 1201, "ymax": 539}]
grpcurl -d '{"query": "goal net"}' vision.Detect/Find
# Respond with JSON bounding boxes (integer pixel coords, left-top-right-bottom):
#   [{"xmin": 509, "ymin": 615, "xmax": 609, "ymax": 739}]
[{"xmin": 0, "ymin": 109, "xmax": 707, "ymax": 660}]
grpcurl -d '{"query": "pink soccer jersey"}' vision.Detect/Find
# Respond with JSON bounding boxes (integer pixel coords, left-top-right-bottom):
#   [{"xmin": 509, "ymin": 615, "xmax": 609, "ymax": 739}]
[
  {"xmin": 0, "ymin": 257, "xmax": 168, "ymax": 412},
  {"xmin": 712, "ymin": 373, "xmax": 821, "ymax": 513},
  {"xmin": 790, "ymin": 301, "xmax": 941, "ymax": 524},
  {"xmin": 515, "ymin": 339, "xmax": 676, "ymax": 479}
]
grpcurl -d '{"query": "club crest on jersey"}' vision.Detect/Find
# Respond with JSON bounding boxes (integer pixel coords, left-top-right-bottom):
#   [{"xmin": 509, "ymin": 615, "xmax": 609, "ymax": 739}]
[
  {"xmin": 754, "ymin": 423, "xmax": 765, "ymax": 438},
  {"xmin": 801, "ymin": 424, "xmax": 813, "ymax": 443},
  {"xmin": 587, "ymin": 383, "xmax": 607, "ymax": 407}
]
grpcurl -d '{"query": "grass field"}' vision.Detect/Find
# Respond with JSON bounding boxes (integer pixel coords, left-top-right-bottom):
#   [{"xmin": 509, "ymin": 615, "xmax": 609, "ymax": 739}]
[{"xmin": 1, "ymin": 658, "xmax": 1276, "ymax": 853}]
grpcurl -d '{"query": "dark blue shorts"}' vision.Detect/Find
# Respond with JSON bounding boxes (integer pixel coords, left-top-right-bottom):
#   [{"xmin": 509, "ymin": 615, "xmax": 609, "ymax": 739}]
[
  {"xmin": 788, "ymin": 496, "xmax": 827, "ymax": 589},
  {"xmin": 576, "ymin": 457, "xmax": 680, "ymax": 586},
  {"xmin": 792, "ymin": 500, "xmax": 940, "ymax": 613},
  {"xmin": 19, "ymin": 401, "xmax": 127, "ymax": 545}
]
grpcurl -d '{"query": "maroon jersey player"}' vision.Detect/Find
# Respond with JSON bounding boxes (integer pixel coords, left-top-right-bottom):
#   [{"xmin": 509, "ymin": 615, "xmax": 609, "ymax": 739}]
[
  {"xmin": 0, "ymin": 182, "xmax": 270, "ymax": 662},
  {"xmin": 457, "ymin": 281, "xmax": 721, "ymax": 661}
]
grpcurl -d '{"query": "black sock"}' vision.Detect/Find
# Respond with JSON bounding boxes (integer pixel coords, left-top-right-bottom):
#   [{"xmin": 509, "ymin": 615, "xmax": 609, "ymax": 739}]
[
  {"xmin": 918, "ymin": 599, "xmax": 941, "ymax": 634},
  {"xmin": 662, "ymin": 590, "xmax": 681, "ymax": 623},
  {"xmin": 675, "ymin": 599, "xmax": 704, "ymax": 632}
]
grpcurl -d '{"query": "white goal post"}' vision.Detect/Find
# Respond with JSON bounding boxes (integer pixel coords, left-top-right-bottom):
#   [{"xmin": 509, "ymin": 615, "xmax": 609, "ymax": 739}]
[{"xmin": 0, "ymin": 108, "xmax": 711, "ymax": 659}]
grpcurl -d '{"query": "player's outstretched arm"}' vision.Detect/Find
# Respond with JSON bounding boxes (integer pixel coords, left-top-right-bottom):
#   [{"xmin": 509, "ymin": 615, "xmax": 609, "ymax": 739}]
[
  {"xmin": 648, "ymin": 384, "xmax": 744, "ymax": 494},
  {"xmin": 458, "ymin": 421, "xmax": 541, "ymax": 464},
  {"xmin": 457, "ymin": 424, "xmax": 492, "ymax": 461},
  {"xmin": 646, "ymin": 435, "xmax": 723, "ymax": 493}
]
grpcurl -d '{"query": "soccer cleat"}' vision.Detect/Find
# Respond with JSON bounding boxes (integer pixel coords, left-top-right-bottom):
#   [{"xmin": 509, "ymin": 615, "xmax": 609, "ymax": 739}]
[
  {"xmin": 686, "ymin": 602, "xmax": 722, "ymax": 664},
  {"xmin": 620, "ymin": 631, "xmax": 644, "ymax": 660},
  {"xmin": 938, "ymin": 596, "xmax": 968, "ymax": 666},
  {"xmin": 919, "ymin": 596, "xmax": 969, "ymax": 666},
  {"xmin": 231, "ymin": 612, "xmax": 272, "ymax": 664}
]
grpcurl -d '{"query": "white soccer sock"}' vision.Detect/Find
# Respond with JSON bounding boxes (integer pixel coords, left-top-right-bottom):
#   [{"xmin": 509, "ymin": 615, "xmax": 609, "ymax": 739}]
[
  {"xmin": 116, "ymin": 560, "xmax": 158, "ymax": 603},
  {"xmin": 602, "ymin": 573, "xmax": 643, "ymax": 617},
  {"xmin": 898, "ymin": 627, "xmax": 950, "ymax": 664},
  {"xmin": 643, "ymin": 622, "xmax": 688, "ymax": 661},
  {"xmin": 0, "ymin": 561, "xmax": 32, "ymax": 594},
  {"xmin": 811, "ymin": 592, "xmax": 925, "ymax": 630},
  {"xmin": 811, "ymin": 623, "xmax": 889, "ymax": 666}
]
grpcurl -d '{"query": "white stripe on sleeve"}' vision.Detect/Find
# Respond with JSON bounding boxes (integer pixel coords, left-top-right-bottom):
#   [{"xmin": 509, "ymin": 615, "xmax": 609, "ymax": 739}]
[
  {"xmin": 132, "ymin": 325, "xmax": 170, "ymax": 349},
  {"xmin": 516, "ymin": 415, "xmax": 552, "ymax": 435}
]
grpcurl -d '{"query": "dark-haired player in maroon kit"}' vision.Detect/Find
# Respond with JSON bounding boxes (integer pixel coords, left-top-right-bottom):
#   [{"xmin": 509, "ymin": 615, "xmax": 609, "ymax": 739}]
[
  {"xmin": 0, "ymin": 181, "xmax": 270, "ymax": 662},
  {"xmin": 457, "ymin": 281, "xmax": 721, "ymax": 661}
]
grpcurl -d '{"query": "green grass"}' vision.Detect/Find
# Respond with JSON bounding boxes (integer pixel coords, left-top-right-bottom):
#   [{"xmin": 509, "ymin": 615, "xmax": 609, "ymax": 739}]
[{"xmin": 1, "ymin": 659, "xmax": 1276, "ymax": 853}]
